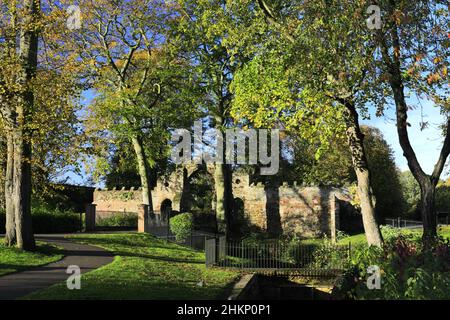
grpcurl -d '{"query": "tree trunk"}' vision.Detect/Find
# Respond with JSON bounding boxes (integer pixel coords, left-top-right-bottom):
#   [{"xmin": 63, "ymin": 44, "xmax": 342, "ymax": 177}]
[
  {"xmin": 214, "ymin": 162, "xmax": 233, "ymax": 234},
  {"xmin": 391, "ymin": 81, "xmax": 441, "ymax": 242},
  {"xmin": 13, "ymin": 123, "xmax": 35, "ymax": 250},
  {"xmin": 355, "ymin": 169, "xmax": 383, "ymax": 246},
  {"xmin": 213, "ymin": 113, "xmax": 233, "ymax": 236},
  {"xmin": 131, "ymin": 135, "xmax": 154, "ymax": 213},
  {"xmin": 390, "ymin": 80, "xmax": 443, "ymax": 242},
  {"xmin": 420, "ymin": 180, "xmax": 437, "ymax": 241},
  {"xmin": 11, "ymin": 0, "xmax": 39, "ymax": 250},
  {"xmin": 342, "ymin": 100, "xmax": 383, "ymax": 247},
  {"xmin": 377, "ymin": 16, "xmax": 450, "ymax": 244},
  {"xmin": 4, "ymin": 131, "xmax": 16, "ymax": 246}
]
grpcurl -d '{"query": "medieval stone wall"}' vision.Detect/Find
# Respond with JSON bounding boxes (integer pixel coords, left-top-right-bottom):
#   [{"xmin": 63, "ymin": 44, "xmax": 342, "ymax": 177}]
[
  {"xmin": 94, "ymin": 188, "xmax": 142, "ymax": 219},
  {"xmin": 93, "ymin": 166, "xmax": 353, "ymax": 240},
  {"xmin": 94, "ymin": 167, "xmax": 186, "ymax": 219},
  {"xmin": 231, "ymin": 174, "xmax": 345, "ymax": 239}
]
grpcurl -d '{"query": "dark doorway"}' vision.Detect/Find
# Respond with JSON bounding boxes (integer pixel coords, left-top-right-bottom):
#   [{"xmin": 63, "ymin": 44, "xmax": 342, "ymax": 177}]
[
  {"xmin": 180, "ymin": 168, "xmax": 216, "ymax": 232},
  {"xmin": 181, "ymin": 169, "xmax": 214, "ymax": 213},
  {"xmin": 231, "ymin": 197, "xmax": 249, "ymax": 238},
  {"xmin": 265, "ymin": 183, "xmax": 282, "ymax": 237},
  {"xmin": 160, "ymin": 199, "xmax": 172, "ymax": 223}
]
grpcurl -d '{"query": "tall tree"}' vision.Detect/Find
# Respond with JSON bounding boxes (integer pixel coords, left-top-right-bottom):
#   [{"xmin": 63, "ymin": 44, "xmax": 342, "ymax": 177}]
[
  {"xmin": 1, "ymin": 0, "xmax": 83, "ymax": 249},
  {"xmin": 362, "ymin": 126, "xmax": 406, "ymax": 221},
  {"xmin": 78, "ymin": 0, "xmax": 162, "ymax": 211},
  {"xmin": 0, "ymin": 0, "xmax": 42, "ymax": 249},
  {"xmin": 231, "ymin": 0, "xmax": 384, "ymax": 245},
  {"xmin": 76, "ymin": 0, "xmax": 198, "ymax": 211},
  {"xmin": 374, "ymin": 0, "xmax": 450, "ymax": 242},
  {"xmin": 170, "ymin": 0, "xmax": 259, "ymax": 235}
]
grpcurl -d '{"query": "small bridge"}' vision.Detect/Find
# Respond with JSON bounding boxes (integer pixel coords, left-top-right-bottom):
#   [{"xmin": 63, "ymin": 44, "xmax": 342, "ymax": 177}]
[{"xmin": 205, "ymin": 237, "xmax": 351, "ymax": 277}]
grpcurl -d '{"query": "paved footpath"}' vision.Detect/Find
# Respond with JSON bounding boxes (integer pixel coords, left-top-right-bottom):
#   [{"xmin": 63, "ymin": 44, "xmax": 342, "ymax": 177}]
[{"xmin": 0, "ymin": 234, "xmax": 114, "ymax": 300}]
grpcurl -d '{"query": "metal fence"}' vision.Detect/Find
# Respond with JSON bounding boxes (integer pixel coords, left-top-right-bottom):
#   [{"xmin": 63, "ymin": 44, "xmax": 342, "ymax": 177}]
[
  {"xmin": 386, "ymin": 216, "xmax": 450, "ymax": 229},
  {"xmin": 438, "ymin": 214, "xmax": 450, "ymax": 226},
  {"xmin": 206, "ymin": 238, "xmax": 351, "ymax": 276},
  {"xmin": 148, "ymin": 222, "xmax": 350, "ymax": 276},
  {"xmin": 147, "ymin": 224, "xmax": 221, "ymax": 251},
  {"xmin": 386, "ymin": 218, "xmax": 423, "ymax": 229}
]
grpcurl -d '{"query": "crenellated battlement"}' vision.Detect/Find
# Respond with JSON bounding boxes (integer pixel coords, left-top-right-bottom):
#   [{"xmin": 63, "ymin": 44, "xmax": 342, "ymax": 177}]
[
  {"xmin": 92, "ymin": 165, "xmax": 357, "ymax": 241},
  {"xmin": 96, "ymin": 187, "xmax": 143, "ymax": 192}
]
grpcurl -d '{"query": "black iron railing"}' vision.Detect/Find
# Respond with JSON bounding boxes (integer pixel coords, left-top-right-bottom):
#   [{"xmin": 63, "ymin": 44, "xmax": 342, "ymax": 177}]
[
  {"xmin": 386, "ymin": 215, "xmax": 450, "ymax": 229},
  {"xmin": 147, "ymin": 224, "xmax": 220, "ymax": 251},
  {"xmin": 206, "ymin": 239, "xmax": 351, "ymax": 276}
]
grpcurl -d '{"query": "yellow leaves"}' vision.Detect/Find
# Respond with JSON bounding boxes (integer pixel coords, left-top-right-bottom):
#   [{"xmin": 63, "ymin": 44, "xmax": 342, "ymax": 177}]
[
  {"xmin": 433, "ymin": 57, "xmax": 443, "ymax": 64},
  {"xmin": 426, "ymin": 61, "xmax": 448, "ymax": 85},
  {"xmin": 427, "ymin": 72, "xmax": 441, "ymax": 85},
  {"xmin": 406, "ymin": 67, "xmax": 415, "ymax": 76},
  {"xmin": 392, "ymin": 10, "xmax": 404, "ymax": 26}
]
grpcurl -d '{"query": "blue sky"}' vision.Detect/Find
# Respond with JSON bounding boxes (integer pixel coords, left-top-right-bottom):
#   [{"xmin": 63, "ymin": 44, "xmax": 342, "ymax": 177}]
[
  {"xmin": 361, "ymin": 98, "xmax": 449, "ymax": 179},
  {"xmin": 61, "ymin": 91, "xmax": 449, "ymax": 186}
]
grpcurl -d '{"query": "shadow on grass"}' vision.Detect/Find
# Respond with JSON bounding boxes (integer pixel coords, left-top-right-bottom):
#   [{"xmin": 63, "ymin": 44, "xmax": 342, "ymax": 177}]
[
  {"xmin": 0, "ymin": 242, "xmax": 65, "ymax": 277},
  {"xmin": 26, "ymin": 278, "xmax": 238, "ymax": 300},
  {"xmin": 65, "ymin": 234, "xmax": 204, "ymax": 264},
  {"xmin": 0, "ymin": 263, "xmax": 31, "ymax": 275}
]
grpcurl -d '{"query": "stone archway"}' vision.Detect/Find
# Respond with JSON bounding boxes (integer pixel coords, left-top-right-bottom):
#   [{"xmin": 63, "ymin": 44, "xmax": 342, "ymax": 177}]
[
  {"xmin": 180, "ymin": 166, "xmax": 217, "ymax": 232},
  {"xmin": 230, "ymin": 197, "xmax": 248, "ymax": 238},
  {"xmin": 181, "ymin": 168, "xmax": 215, "ymax": 214},
  {"xmin": 160, "ymin": 199, "xmax": 172, "ymax": 223}
]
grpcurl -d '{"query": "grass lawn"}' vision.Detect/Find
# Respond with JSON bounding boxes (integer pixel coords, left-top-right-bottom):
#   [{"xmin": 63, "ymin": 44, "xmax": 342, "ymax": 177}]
[
  {"xmin": 0, "ymin": 239, "xmax": 64, "ymax": 276},
  {"xmin": 338, "ymin": 225, "xmax": 450, "ymax": 246},
  {"xmin": 25, "ymin": 233, "xmax": 241, "ymax": 300}
]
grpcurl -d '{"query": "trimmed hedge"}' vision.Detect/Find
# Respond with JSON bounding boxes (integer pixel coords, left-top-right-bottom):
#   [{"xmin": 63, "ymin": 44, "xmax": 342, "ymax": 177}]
[
  {"xmin": 0, "ymin": 208, "xmax": 81, "ymax": 234},
  {"xmin": 96, "ymin": 212, "xmax": 137, "ymax": 228}
]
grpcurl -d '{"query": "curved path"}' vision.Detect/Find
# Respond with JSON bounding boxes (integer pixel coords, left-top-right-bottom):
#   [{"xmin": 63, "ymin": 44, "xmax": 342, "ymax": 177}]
[{"xmin": 0, "ymin": 234, "xmax": 114, "ymax": 300}]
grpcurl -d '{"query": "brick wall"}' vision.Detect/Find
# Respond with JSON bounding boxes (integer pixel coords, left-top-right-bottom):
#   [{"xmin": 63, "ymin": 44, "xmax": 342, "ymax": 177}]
[
  {"xmin": 93, "ymin": 168, "xmax": 353, "ymax": 240},
  {"xmin": 232, "ymin": 175, "xmax": 347, "ymax": 239}
]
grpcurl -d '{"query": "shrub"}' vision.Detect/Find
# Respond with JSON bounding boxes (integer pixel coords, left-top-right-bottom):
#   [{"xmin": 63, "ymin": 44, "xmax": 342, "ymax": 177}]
[
  {"xmin": 0, "ymin": 205, "xmax": 81, "ymax": 234},
  {"xmin": 344, "ymin": 235, "xmax": 450, "ymax": 300},
  {"xmin": 378, "ymin": 225, "xmax": 419, "ymax": 243},
  {"xmin": 241, "ymin": 232, "xmax": 273, "ymax": 247},
  {"xmin": 311, "ymin": 238, "xmax": 351, "ymax": 269},
  {"xmin": 336, "ymin": 230, "xmax": 350, "ymax": 242},
  {"xmin": 170, "ymin": 213, "xmax": 193, "ymax": 242},
  {"xmin": 97, "ymin": 213, "xmax": 137, "ymax": 228},
  {"xmin": 1, "ymin": 201, "xmax": 82, "ymax": 233}
]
